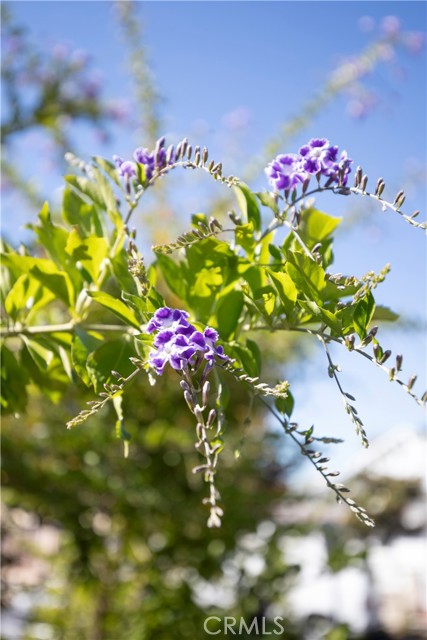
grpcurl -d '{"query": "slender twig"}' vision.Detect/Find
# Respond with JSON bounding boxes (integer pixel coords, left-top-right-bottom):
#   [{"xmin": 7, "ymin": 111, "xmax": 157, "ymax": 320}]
[
  {"xmin": 123, "ymin": 159, "xmax": 239, "ymax": 227},
  {"xmin": 0, "ymin": 323, "xmax": 136, "ymax": 338},
  {"xmin": 250, "ymin": 323, "xmax": 426, "ymax": 408},
  {"xmin": 257, "ymin": 396, "xmax": 375, "ymax": 527},
  {"xmin": 66, "ymin": 362, "xmax": 144, "ymax": 429},
  {"xmin": 350, "ymin": 186, "xmax": 427, "ymax": 231},
  {"xmin": 317, "ymin": 334, "xmax": 369, "ymax": 447}
]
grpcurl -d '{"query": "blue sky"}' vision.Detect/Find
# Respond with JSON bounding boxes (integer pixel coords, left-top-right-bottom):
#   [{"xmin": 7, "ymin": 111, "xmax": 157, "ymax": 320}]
[{"xmin": 2, "ymin": 1, "xmax": 426, "ymax": 475}]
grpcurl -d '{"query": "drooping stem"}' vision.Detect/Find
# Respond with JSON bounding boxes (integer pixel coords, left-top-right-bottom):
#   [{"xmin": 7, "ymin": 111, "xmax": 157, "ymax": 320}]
[
  {"xmin": 317, "ymin": 334, "xmax": 369, "ymax": 448},
  {"xmin": 257, "ymin": 396, "xmax": 375, "ymax": 527}
]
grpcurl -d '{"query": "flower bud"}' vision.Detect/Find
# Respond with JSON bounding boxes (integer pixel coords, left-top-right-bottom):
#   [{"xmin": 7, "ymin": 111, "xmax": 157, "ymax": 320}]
[
  {"xmin": 202, "ymin": 381, "xmax": 210, "ymax": 407},
  {"xmin": 407, "ymin": 375, "xmax": 417, "ymax": 390},
  {"xmin": 207, "ymin": 409, "xmax": 217, "ymax": 427}
]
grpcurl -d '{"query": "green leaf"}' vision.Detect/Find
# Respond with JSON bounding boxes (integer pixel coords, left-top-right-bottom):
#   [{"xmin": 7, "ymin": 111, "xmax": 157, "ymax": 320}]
[
  {"xmin": 86, "ymin": 338, "xmax": 134, "ymax": 393},
  {"xmin": 234, "ymin": 183, "xmax": 261, "ymax": 231},
  {"xmin": 91, "ymin": 167, "xmax": 119, "ymax": 212},
  {"xmin": 29, "ymin": 202, "xmax": 71, "ymax": 269},
  {"xmin": 268, "ymin": 244, "xmax": 283, "ymax": 261},
  {"xmin": 275, "ymin": 389, "xmax": 294, "ymax": 418},
  {"xmin": 253, "ymin": 285, "xmax": 276, "ymax": 318},
  {"xmin": 299, "ymin": 300, "xmax": 342, "ymax": 334},
  {"xmin": 136, "ymin": 162, "xmax": 146, "ymax": 185},
  {"xmin": 268, "ymin": 270, "xmax": 297, "ymax": 317},
  {"xmin": 4, "ymin": 274, "xmax": 55, "ymax": 322},
  {"xmin": 93, "ymin": 156, "xmax": 122, "ymax": 187},
  {"xmin": 216, "ymin": 290, "xmax": 244, "ymax": 340},
  {"xmin": 246, "ymin": 339, "xmax": 262, "ymax": 377},
  {"xmin": 86, "ymin": 291, "xmax": 141, "ymax": 329},
  {"xmin": 71, "ymin": 328, "xmax": 104, "ymax": 386},
  {"xmin": 353, "ymin": 292, "xmax": 375, "ymax": 339},
  {"xmin": 65, "ymin": 230, "xmax": 109, "ymax": 283},
  {"xmin": 22, "ymin": 336, "xmax": 54, "ymax": 371},
  {"xmin": 1, "ymin": 345, "xmax": 29, "ymax": 414},
  {"xmin": 372, "ymin": 305, "xmax": 399, "ymax": 323},
  {"xmin": 30, "ymin": 265, "xmax": 75, "ymax": 308},
  {"xmin": 235, "ymin": 222, "xmax": 256, "ymax": 255},
  {"xmin": 230, "ymin": 343, "xmax": 259, "ymax": 378},
  {"xmin": 285, "ymin": 250, "xmax": 326, "ymax": 304},
  {"xmin": 335, "ymin": 305, "xmax": 356, "ymax": 335},
  {"xmin": 113, "ymin": 395, "xmax": 131, "ymax": 458},
  {"xmin": 156, "ymin": 254, "xmax": 187, "ymax": 300},
  {"xmin": 255, "ymin": 191, "xmax": 279, "ymax": 215},
  {"xmin": 65, "ymin": 174, "xmax": 105, "ymax": 208},
  {"xmin": 1, "ymin": 254, "xmax": 76, "ymax": 308},
  {"xmin": 62, "ymin": 186, "xmax": 100, "ymax": 235},
  {"xmin": 299, "ymin": 208, "xmax": 342, "ymax": 245},
  {"xmin": 191, "ymin": 267, "xmax": 223, "ymax": 298}
]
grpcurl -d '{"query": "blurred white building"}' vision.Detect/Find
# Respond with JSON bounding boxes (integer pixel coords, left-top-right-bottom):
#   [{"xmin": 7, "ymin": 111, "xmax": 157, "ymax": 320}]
[{"xmin": 276, "ymin": 426, "xmax": 427, "ymax": 637}]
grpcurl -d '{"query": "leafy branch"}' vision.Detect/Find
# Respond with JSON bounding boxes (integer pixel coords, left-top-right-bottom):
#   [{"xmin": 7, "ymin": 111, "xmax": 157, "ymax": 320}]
[
  {"xmin": 220, "ymin": 356, "xmax": 374, "ymax": 525},
  {"xmin": 258, "ymin": 398, "xmax": 375, "ymax": 527},
  {"xmin": 152, "ymin": 217, "xmax": 232, "ymax": 255},
  {"xmin": 351, "ymin": 167, "xmax": 426, "ymax": 231},
  {"xmin": 317, "ymin": 334, "xmax": 369, "ymax": 448},
  {"xmin": 66, "ymin": 357, "xmax": 145, "ymax": 429},
  {"xmin": 289, "ymin": 326, "xmax": 427, "ymax": 408}
]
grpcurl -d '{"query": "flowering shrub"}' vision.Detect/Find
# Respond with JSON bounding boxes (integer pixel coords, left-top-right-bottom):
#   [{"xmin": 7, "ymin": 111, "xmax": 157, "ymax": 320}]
[{"xmin": 1, "ymin": 134, "xmax": 425, "ymax": 528}]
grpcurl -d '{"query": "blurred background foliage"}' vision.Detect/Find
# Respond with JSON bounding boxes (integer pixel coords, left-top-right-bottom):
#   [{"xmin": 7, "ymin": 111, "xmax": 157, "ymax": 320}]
[{"xmin": 1, "ymin": 2, "xmax": 426, "ymax": 639}]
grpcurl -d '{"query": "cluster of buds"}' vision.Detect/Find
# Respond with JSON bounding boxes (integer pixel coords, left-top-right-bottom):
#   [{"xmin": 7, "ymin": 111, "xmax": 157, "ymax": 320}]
[{"xmin": 113, "ymin": 136, "xmax": 175, "ymax": 188}]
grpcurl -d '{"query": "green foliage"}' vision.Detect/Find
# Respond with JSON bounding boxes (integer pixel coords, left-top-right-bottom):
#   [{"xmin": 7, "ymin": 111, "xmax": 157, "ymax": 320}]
[{"xmin": 1, "ymin": 138, "xmax": 424, "ymax": 535}]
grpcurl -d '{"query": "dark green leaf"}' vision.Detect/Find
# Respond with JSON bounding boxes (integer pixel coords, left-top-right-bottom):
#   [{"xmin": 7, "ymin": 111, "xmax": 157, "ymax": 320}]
[
  {"xmin": 353, "ymin": 292, "xmax": 375, "ymax": 339},
  {"xmin": 275, "ymin": 390, "xmax": 294, "ymax": 418},
  {"xmin": 71, "ymin": 328, "xmax": 104, "ymax": 386},
  {"xmin": 216, "ymin": 290, "xmax": 244, "ymax": 340},
  {"xmin": 86, "ymin": 338, "xmax": 135, "ymax": 393},
  {"xmin": 156, "ymin": 254, "xmax": 187, "ymax": 300}
]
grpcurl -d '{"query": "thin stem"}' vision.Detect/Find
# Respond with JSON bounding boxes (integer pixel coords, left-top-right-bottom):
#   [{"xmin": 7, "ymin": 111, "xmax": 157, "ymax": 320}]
[
  {"xmin": 66, "ymin": 363, "xmax": 144, "ymax": 430},
  {"xmin": 317, "ymin": 334, "xmax": 369, "ymax": 447},
  {"xmin": 251, "ymin": 323, "xmax": 426, "ymax": 408},
  {"xmin": 123, "ymin": 159, "xmax": 238, "ymax": 227},
  {"xmin": 1, "ymin": 323, "xmax": 136, "ymax": 338},
  {"xmin": 350, "ymin": 186, "xmax": 427, "ymax": 231},
  {"xmin": 257, "ymin": 396, "xmax": 374, "ymax": 526}
]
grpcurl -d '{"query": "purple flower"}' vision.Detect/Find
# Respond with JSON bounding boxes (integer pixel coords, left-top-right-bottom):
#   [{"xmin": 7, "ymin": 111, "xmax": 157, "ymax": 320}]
[
  {"xmin": 113, "ymin": 155, "xmax": 137, "ymax": 179},
  {"xmin": 265, "ymin": 154, "xmax": 305, "ymax": 192},
  {"xmin": 325, "ymin": 150, "xmax": 353, "ymax": 185},
  {"xmin": 146, "ymin": 307, "xmax": 190, "ymax": 334},
  {"xmin": 266, "ymin": 137, "xmax": 353, "ymax": 193},
  {"xmin": 147, "ymin": 307, "xmax": 229, "ymax": 375},
  {"xmin": 134, "ymin": 147, "xmax": 155, "ymax": 181},
  {"xmin": 299, "ymin": 138, "xmax": 339, "ymax": 175},
  {"xmin": 114, "ymin": 137, "xmax": 177, "ymax": 186}
]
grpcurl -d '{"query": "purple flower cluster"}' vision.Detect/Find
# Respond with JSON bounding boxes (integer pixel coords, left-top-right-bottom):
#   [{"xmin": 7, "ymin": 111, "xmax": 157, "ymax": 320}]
[
  {"xmin": 113, "ymin": 136, "xmax": 173, "ymax": 184},
  {"xmin": 147, "ymin": 307, "xmax": 228, "ymax": 376},
  {"xmin": 265, "ymin": 138, "xmax": 353, "ymax": 193}
]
